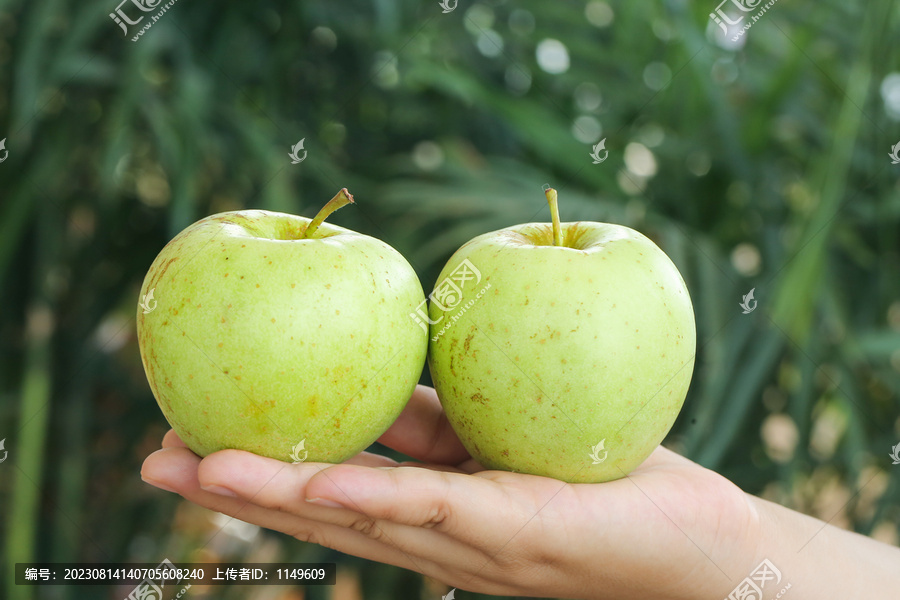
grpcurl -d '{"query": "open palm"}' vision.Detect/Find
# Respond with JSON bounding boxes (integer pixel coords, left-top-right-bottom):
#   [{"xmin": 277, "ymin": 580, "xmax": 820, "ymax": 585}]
[{"xmin": 142, "ymin": 385, "xmax": 760, "ymax": 600}]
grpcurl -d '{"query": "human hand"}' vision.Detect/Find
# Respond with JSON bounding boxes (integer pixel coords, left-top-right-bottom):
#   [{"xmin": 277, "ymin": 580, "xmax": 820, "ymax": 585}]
[{"xmin": 141, "ymin": 385, "xmax": 762, "ymax": 600}]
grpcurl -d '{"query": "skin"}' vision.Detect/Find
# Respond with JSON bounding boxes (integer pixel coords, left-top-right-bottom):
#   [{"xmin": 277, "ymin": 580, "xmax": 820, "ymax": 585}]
[{"xmin": 141, "ymin": 385, "xmax": 900, "ymax": 599}]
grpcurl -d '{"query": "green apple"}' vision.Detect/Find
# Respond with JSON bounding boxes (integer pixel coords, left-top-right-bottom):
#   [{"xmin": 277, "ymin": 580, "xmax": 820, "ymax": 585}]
[
  {"xmin": 426, "ymin": 187, "xmax": 696, "ymax": 483},
  {"xmin": 137, "ymin": 189, "xmax": 428, "ymax": 463}
]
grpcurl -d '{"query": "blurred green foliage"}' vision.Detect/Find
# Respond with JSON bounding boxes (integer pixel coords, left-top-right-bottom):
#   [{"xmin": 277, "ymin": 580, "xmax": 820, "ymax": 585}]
[{"xmin": 1, "ymin": 0, "xmax": 900, "ymax": 599}]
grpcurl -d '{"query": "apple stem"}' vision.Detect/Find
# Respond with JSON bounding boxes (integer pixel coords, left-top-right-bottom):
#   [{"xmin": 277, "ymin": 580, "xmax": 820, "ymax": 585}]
[
  {"xmin": 303, "ymin": 188, "xmax": 355, "ymax": 238},
  {"xmin": 543, "ymin": 184, "xmax": 562, "ymax": 247}
]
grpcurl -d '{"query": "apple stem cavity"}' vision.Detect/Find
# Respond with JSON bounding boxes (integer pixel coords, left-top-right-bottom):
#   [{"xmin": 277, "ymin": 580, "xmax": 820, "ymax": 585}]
[
  {"xmin": 543, "ymin": 185, "xmax": 562, "ymax": 247},
  {"xmin": 303, "ymin": 188, "xmax": 355, "ymax": 239}
]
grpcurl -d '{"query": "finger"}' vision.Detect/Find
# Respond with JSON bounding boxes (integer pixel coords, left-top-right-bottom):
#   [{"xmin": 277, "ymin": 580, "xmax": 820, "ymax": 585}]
[
  {"xmin": 162, "ymin": 429, "xmax": 188, "ymax": 449},
  {"xmin": 344, "ymin": 451, "xmax": 399, "ymax": 468},
  {"xmin": 377, "ymin": 385, "xmax": 470, "ymax": 465},
  {"xmin": 161, "ymin": 430, "xmax": 399, "ymax": 466},
  {"xmin": 304, "ymin": 463, "xmax": 570, "ymax": 553},
  {"xmin": 141, "ymin": 448, "xmax": 429, "ymax": 573},
  {"xmin": 345, "ymin": 452, "xmax": 465, "ymax": 473},
  {"xmin": 197, "ymin": 451, "xmax": 482, "ymax": 567}
]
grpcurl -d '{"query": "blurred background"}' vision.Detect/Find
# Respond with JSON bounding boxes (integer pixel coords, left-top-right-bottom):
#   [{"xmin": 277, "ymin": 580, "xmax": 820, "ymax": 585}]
[{"xmin": 2, "ymin": 0, "xmax": 900, "ymax": 598}]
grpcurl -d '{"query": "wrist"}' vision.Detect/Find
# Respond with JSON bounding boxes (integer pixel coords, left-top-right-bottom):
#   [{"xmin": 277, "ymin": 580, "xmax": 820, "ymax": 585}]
[
  {"xmin": 736, "ymin": 494, "xmax": 900, "ymax": 599},
  {"xmin": 658, "ymin": 488, "xmax": 769, "ymax": 600},
  {"xmin": 699, "ymin": 492, "xmax": 772, "ymax": 600}
]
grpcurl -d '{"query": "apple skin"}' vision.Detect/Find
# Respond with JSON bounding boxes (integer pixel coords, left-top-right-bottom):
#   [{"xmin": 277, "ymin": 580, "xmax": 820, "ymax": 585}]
[
  {"xmin": 427, "ymin": 221, "xmax": 695, "ymax": 483},
  {"xmin": 137, "ymin": 210, "xmax": 428, "ymax": 463}
]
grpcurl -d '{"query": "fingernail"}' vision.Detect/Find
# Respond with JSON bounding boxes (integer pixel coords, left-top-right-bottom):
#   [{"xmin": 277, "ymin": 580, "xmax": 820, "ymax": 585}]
[
  {"xmin": 201, "ymin": 484, "xmax": 238, "ymax": 498},
  {"xmin": 306, "ymin": 497, "xmax": 344, "ymax": 508},
  {"xmin": 142, "ymin": 477, "xmax": 179, "ymax": 494}
]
